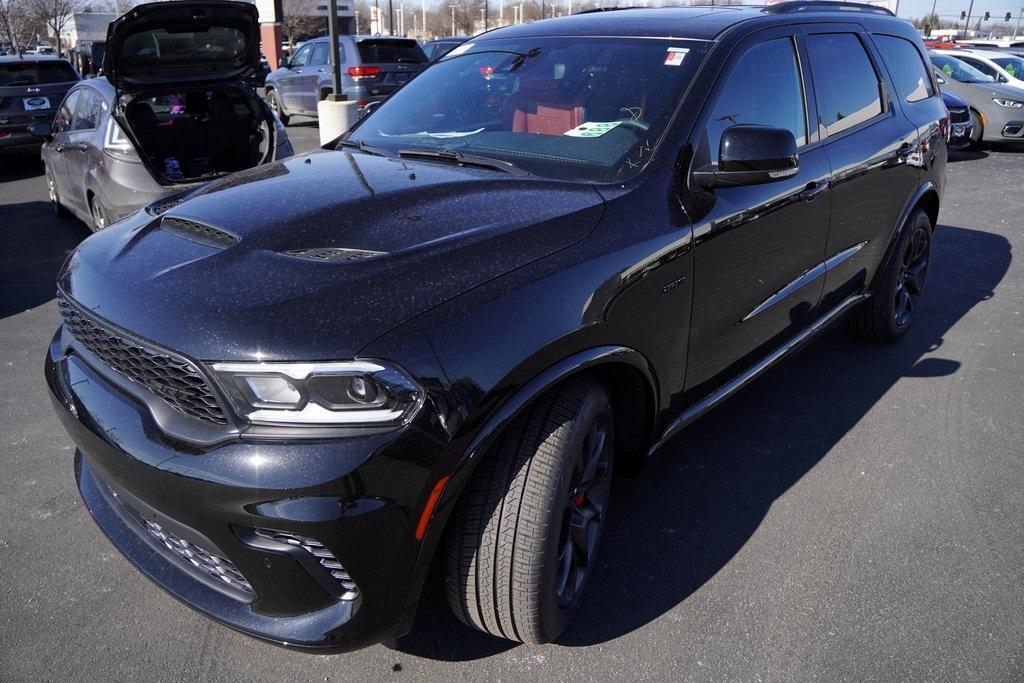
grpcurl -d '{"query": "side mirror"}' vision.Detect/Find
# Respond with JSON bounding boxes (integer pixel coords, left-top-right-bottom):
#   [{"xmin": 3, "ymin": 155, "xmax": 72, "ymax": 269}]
[
  {"xmin": 28, "ymin": 121, "xmax": 53, "ymax": 141},
  {"xmin": 693, "ymin": 125, "xmax": 798, "ymax": 189},
  {"xmin": 360, "ymin": 100, "xmax": 382, "ymax": 118}
]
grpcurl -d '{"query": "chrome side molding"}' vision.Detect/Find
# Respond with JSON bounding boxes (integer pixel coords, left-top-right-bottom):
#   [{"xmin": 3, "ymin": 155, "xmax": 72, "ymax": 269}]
[{"xmin": 649, "ymin": 291, "xmax": 868, "ymax": 455}]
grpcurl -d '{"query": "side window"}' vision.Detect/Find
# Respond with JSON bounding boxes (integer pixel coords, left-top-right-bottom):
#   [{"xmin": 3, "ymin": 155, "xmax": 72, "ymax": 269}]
[
  {"xmin": 806, "ymin": 33, "xmax": 884, "ymax": 137},
  {"xmin": 72, "ymin": 90, "xmax": 102, "ymax": 131},
  {"xmin": 54, "ymin": 90, "xmax": 79, "ymax": 133},
  {"xmin": 873, "ymin": 35, "xmax": 935, "ymax": 103},
  {"xmin": 291, "ymin": 44, "xmax": 313, "ymax": 67},
  {"xmin": 310, "ymin": 42, "xmax": 328, "ymax": 66},
  {"xmin": 958, "ymin": 56, "xmax": 998, "ymax": 79},
  {"xmin": 706, "ymin": 37, "xmax": 807, "ymax": 161}
]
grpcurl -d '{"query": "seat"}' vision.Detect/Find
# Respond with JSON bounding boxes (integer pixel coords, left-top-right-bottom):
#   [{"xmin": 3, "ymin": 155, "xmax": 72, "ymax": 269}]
[
  {"xmin": 206, "ymin": 92, "xmax": 253, "ymax": 172},
  {"xmin": 125, "ymin": 100, "xmax": 165, "ymax": 162},
  {"xmin": 503, "ymin": 74, "xmax": 583, "ymax": 135}
]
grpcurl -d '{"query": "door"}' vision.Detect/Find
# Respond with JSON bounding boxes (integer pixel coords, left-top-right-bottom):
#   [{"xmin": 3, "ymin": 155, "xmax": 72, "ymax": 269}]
[
  {"xmin": 954, "ymin": 55, "xmax": 1006, "ymax": 83},
  {"xmin": 48, "ymin": 89, "xmax": 80, "ymax": 209},
  {"xmin": 279, "ymin": 42, "xmax": 314, "ymax": 112},
  {"xmin": 803, "ymin": 29, "xmax": 926, "ymax": 310},
  {"xmin": 683, "ymin": 31, "xmax": 832, "ymax": 401},
  {"xmin": 306, "ymin": 41, "xmax": 329, "ymax": 108},
  {"xmin": 62, "ymin": 88, "xmax": 104, "ymax": 217}
]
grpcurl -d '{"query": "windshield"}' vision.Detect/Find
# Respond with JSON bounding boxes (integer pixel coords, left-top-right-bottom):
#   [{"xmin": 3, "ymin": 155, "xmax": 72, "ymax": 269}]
[
  {"xmin": 346, "ymin": 37, "xmax": 708, "ymax": 183},
  {"xmin": 992, "ymin": 55, "xmax": 1024, "ymax": 78},
  {"xmin": 122, "ymin": 27, "xmax": 247, "ymax": 69},
  {"xmin": 0, "ymin": 61, "xmax": 77, "ymax": 85},
  {"xmin": 931, "ymin": 54, "xmax": 993, "ymax": 83}
]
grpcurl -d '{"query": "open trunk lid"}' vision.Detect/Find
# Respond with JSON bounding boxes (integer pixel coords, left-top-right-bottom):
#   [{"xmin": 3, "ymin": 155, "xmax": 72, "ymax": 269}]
[{"xmin": 105, "ymin": 0, "xmax": 259, "ymax": 94}]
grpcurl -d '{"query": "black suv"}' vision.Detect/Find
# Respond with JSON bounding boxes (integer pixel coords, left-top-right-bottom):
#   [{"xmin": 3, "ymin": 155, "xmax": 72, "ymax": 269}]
[{"xmin": 47, "ymin": 2, "xmax": 947, "ymax": 651}]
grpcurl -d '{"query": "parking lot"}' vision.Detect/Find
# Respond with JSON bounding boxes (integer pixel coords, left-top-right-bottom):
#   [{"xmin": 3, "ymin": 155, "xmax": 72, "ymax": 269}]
[{"xmin": 2, "ymin": 129, "xmax": 1023, "ymax": 679}]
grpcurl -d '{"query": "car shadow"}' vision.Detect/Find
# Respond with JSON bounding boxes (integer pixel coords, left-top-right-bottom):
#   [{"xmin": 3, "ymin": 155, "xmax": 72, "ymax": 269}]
[
  {"xmin": 0, "ymin": 199, "xmax": 90, "ymax": 319},
  {"xmin": 394, "ymin": 223, "xmax": 1010, "ymax": 660},
  {"xmin": 947, "ymin": 147, "xmax": 988, "ymax": 162}
]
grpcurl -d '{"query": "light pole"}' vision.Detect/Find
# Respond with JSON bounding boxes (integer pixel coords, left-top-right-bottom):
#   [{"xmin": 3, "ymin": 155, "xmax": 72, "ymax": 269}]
[
  {"xmin": 1015, "ymin": 7, "xmax": 1023, "ymax": 38},
  {"xmin": 450, "ymin": 4, "xmax": 456, "ymax": 36},
  {"xmin": 422, "ymin": 0, "xmax": 427, "ymax": 39},
  {"xmin": 963, "ymin": 0, "xmax": 976, "ymax": 38}
]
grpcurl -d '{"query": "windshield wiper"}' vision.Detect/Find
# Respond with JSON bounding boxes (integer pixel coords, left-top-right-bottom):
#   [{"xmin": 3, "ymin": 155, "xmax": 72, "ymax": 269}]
[
  {"xmin": 398, "ymin": 148, "xmax": 530, "ymax": 176},
  {"xmin": 335, "ymin": 138, "xmax": 391, "ymax": 156}
]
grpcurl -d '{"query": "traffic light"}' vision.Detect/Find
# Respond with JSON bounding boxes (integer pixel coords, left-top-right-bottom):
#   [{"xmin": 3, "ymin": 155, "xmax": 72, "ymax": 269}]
[
  {"xmin": 1006, "ymin": 12, "xmax": 1013, "ymax": 20},
  {"xmin": 983, "ymin": 11, "xmax": 990, "ymax": 20},
  {"xmin": 960, "ymin": 10, "xmax": 966, "ymax": 19}
]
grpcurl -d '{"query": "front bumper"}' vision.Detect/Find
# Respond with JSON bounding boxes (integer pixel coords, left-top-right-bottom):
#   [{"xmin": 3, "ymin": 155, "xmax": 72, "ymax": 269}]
[{"xmin": 47, "ymin": 332, "xmax": 456, "ymax": 651}]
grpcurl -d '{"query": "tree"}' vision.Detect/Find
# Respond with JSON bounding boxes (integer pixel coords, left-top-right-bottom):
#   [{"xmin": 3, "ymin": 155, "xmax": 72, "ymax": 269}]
[
  {"xmin": 0, "ymin": 0, "xmax": 33, "ymax": 54},
  {"xmin": 30, "ymin": 0, "xmax": 85, "ymax": 52},
  {"xmin": 280, "ymin": 0, "xmax": 323, "ymax": 48}
]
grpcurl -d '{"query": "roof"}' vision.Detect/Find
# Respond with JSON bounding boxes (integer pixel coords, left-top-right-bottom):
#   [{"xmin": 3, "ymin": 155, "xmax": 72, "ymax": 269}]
[
  {"xmin": 473, "ymin": 4, "xmax": 909, "ymax": 43},
  {"xmin": 945, "ymin": 48, "xmax": 1019, "ymax": 58},
  {"xmin": 0, "ymin": 54, "xmax": 71, "ymax": 63}
]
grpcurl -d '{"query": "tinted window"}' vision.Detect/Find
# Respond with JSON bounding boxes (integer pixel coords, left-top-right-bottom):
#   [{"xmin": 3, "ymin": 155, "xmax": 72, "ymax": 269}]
[
  {"xmin": 310, "ymin": 42, "xmax": 328, "ymax": 66},
  {"xmin": 957, "ymin": 56, "xmax": 998, "ymax": 78},
  {"xmin": 930, "ymin": 54, "xmax": 993, "ymax": 83},
  {"xmin": 706, "ymin": 37, "xmax": 807, "ymax": 160},
  {"xmin": 992, "ymin": 55, "xmax": 1024, "ymax": 78},
  {"xmin": 290, "ymin": 43, "xmax": 312, "ymax": 67},
  {"xmin": 874, "ymin": 35, "xmax": 934, "ymax": 103},
  {"xmin": 0, "ymin": 60, "xmax": 77, "ymax": 85},
  {"xmin": 122, "ymin": 27, "xmax": 246, "ymax": 70},
  {"xmin": 54, "ymin": 90, "xmax": 79, "ymax": 133},
  {"xmin": 72, "ymin": 89, "xmax": 103, "ymax": 131},
  {"xmin": 356, "ymin": 39, "xmax": 426, "ymax": 64},
  {"xmin": 806, "ymin": 34, "xmax": 883, "ymax": 136}
]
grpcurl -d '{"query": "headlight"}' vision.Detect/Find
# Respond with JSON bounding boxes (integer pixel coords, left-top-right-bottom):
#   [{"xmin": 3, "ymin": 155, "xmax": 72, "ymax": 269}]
[
  {"xmin": 992, "ymin": 98, "xmax": 1024, "ymax": 108},
  {"xmin": 211, "ymin": 360, "xmax": 423, "ymax": 426}
]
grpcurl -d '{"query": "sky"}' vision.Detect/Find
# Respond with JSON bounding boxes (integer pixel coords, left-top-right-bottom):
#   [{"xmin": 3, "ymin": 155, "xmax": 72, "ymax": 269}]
[{"xmin": 893, "ymin": 0, "xmax": 1024, "ymax": 23}]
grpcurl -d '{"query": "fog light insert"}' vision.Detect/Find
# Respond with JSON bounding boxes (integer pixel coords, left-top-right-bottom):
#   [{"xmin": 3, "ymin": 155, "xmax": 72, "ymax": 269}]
[{"xmin": 253, "ymin": 528, "xmax": 359, "ymax": 601}]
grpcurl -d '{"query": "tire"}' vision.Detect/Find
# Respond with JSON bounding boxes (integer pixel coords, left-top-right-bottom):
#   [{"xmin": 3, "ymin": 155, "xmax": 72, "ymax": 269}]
[
  {"xmin": 45, "ymin": 167, "xmax": 68, "ymax": 218},
  {"xmin": 849, "ymin": 207, "xmax": 933, "ymax": 342},
  {"xmin": 266, "ymin": 89, "xmax": 290, "ymax": 126},
  {"xmin": 444, "ymin": 374, "xmax": 614, "ymax": 644},
  {"xmin": 969, "ymin": 109, "xmax": 983, "ymax": 148},
  {"xmin": 88, "ymin": 194, "xmax": 107, "ymax": 231}
]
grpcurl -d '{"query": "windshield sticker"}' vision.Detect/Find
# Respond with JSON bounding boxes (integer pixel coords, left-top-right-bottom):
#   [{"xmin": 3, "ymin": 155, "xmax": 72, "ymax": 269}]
[
  {"xmin": 446, "ymin": 42, "xmax": 474, "ymax": 57},
  {"xmin": 1006, "ymin": 63, "xmax": 1017, "ymax": 77},
  {"xmin": 564, "ymin": 121, "xmax": 622, "ymax": 138},
  {"xmin": 664, "ymin": 47, "xmax": 689, "ymax": 67},
  {"xmin": 942, "ymin": 63, "xmax": 954, "ymax": 76}
]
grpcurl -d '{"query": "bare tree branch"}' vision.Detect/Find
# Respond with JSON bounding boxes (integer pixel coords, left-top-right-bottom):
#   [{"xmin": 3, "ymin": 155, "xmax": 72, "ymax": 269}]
[
  {"xmin": 29, "ymin": 0, "xmax": 85, "ymax": 52},
  {"xmin": 0, "ymin": 0, "xmax": 34, "ymax": 54}
]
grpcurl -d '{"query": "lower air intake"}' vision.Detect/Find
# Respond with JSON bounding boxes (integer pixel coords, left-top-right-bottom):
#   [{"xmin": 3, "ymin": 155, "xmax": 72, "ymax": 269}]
[{"xmin": 254, "ymin": 528, "xmax": 359, "ymax": 601}]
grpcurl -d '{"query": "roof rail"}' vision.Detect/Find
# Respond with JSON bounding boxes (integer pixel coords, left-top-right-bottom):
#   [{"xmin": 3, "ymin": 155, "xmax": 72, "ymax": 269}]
[{"xmin": 763, "ymin": 1, "xmax": 896, "ymax": 17}]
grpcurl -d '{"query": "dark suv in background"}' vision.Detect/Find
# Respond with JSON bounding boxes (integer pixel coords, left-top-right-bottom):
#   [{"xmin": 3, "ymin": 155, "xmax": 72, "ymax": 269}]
[
  {"xmin": 0, "ymin": 55, "xmax": 79, "ymax": 153},
  {"xmin": 48, "ymin": 2, "xmax": 946, "ymax": 652},
  {"xmin": 263, "ymin": 35, "xmax": 427, "ymax": 122}
]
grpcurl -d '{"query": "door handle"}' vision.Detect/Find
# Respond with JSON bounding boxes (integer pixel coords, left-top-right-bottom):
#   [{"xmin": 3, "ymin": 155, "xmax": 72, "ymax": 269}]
[
  {"xmin": 74, "ymin": 142, "xmax": 88, "ymax": 151},
  {"xmin": 896, "ymin": 142, "xmax": 915, "ymax": 159},
  {"xmin": 799, "ymin": 180, "xmax": 828, "ymax": 202}
]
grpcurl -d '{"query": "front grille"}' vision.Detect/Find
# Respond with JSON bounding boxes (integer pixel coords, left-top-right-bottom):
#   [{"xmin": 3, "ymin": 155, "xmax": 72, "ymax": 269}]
[
  {"xmin": 282, "ymin": 247, "xmax": 384, "ymax": 262},
  {"xmin": 948, "ymin": 106, "xmax": 970, "ymax": 124},
  {"xmin": 58, "ymin": 292, "xmax": 227, "ymax": 424},
  {"xmin": 144, "ymin": 519, "xmax": 254, "ymax": 595},
  {"xmin": 159, "ymin": 216, "xmax": 238, "ymax": 247},
  {"xmin": 254, "ymin": 528, "xmax": 359, "ymax": 600}
]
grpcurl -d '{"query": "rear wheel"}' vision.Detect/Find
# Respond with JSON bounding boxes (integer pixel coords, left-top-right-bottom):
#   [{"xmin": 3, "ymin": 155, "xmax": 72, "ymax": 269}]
[
  {"xmin": 266, "ymin": 89, "xmax": 290, "ymax": 126},
  {"xmin": 444, "ymin": 374, "xmax": 614, "ymax": 644},
  {"xmin": 849, "ymin": 208, "xmax": 932, "ymax": 342},
  {"xmin": 88, "ymin": 194, "xmax": 107, "ymax": 231},
  {"xmin": 45, "ymin": 168, "xmax": 68, "ymax": 218}
]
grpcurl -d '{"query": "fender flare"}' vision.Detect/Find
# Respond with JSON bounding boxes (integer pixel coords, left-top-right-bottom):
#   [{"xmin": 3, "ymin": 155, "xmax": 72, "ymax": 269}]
[
  {"xmin": 397, "ymin": 345, "xmax": 658, "ymax": 629},
  {"xmin": 869, "ymin": 180, "xmax": 938, "ymax": 294}
]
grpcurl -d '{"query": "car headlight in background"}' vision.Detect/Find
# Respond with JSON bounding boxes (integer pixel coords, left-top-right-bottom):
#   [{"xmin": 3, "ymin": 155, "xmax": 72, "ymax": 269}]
[
  {"xmin": 211, "ymin": 360, "xmax": 423, "ymax": 426},
  {"xmin": 992, "ymin": 98, "xmax": 1024, "ymax": 108}
]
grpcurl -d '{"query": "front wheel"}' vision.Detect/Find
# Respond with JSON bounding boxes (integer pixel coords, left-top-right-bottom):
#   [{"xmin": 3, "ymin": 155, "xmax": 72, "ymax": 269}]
[
  {"xmin": 266, "ymin": 89, "xmax": 290, "ymax": 126},
  {"xmin": 849, "ymin": 207, "xmax": 932, "ymax": 342},
  {"xmin": 444, "ymin": 374, "xmax": 614, "ymax": 644},
  {"xmin": 969, "ymin": 109, "xmax": 984, "ymax": 147}
]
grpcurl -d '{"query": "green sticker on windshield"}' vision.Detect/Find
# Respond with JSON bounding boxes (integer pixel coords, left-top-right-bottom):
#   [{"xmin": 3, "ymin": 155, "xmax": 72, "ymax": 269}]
[
  {"xmin": 1006, "ymin": 63, "xmax": 1016, "ymax": 77},
  {"xmin": 943, "ymin": 63, "xmax": 954, "ymax": 76}
]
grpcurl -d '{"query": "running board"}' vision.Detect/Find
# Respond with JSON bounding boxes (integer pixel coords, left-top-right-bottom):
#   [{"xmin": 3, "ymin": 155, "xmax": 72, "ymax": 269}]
[{"xmin": 648, "ymin": 292, "xmax": 868, "ymax": 456}]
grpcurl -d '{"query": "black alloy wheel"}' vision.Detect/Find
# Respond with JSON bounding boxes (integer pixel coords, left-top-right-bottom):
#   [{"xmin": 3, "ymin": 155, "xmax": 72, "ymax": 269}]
[{"xmin": 893, "ymin": 223, "xmax": 930, "ymax": 330}]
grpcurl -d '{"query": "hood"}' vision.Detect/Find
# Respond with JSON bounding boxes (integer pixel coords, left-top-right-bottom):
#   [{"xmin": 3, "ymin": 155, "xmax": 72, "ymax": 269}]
[
  {"xmin": 59, "ymin": 151, "xmax": 605, "ymax": 361},
  {"xmin": 941, "ymin": 90, "xmax": 968, "ymax": 108},
  {"xmin": 105, "ymin": 0, "xmax": 259, "ymax": 92}
]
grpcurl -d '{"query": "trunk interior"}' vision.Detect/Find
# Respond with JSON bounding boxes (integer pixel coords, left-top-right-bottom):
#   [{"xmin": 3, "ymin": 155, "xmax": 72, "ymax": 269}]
[{"xmin": 122, "ymin": 86, "xmax": 271, "ymax": 182}]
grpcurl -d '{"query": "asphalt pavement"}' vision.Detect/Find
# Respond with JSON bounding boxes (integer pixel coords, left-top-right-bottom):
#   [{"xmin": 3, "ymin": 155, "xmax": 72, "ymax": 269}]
[{"xmin": 1, "ymin": 132, "xmax": 1022, "ymax": 681}]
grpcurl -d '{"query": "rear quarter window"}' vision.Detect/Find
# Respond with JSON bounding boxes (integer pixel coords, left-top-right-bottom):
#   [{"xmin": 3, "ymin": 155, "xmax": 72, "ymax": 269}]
[
  {"xmin": 873, "ymin": 35, "xmax": 935, "ymax": 103},
  {"xmin": 805, "ymin": 33, "xmax": 884, "ymax": 137}
]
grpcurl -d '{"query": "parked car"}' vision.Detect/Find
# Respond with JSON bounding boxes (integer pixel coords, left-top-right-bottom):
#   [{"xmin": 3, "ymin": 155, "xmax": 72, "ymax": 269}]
[
  {"xmin": 49, "ymin": 2, "xmax": 946, "ymax": 651},
  {"xmin": 72, "ymin": 39, "xmax": 106, "ymax": 77},
  {"xmin": 31, "ymin": 0, "xmax": 293, "ymax": 230},
  {"xmin": 937, "ymin": 48, "xmax": 1024, "ymax": 91},
  {"xmin": 942, "ymin": 90, "xmax": 973, "ymax": 146},
  {"xmin": 0, "ymin": 55, "xmax": 79, "ymax": 153},
  {"xmin": 421, "ymin": 37, "xmax": 467, "ymax": 61},
  {"xmin": 930, "ymin": 52, "xmax": 1024, "ymax": 145},
  {"xmin": 264, "ymin": 35, "xmax": 428, "ymax": 123}
]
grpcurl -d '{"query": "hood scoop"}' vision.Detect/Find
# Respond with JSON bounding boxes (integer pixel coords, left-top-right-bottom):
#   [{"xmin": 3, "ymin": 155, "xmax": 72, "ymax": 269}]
[
  {"xmin": 281, "ymin": 247, "xmax": 386, "ymax": 262},
  {"xmin": 160, "ymin": 216, "xmax": 238, "ymax": 248}
]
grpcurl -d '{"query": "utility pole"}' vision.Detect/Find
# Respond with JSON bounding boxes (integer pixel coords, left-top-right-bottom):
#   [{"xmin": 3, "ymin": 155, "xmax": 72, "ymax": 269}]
[
  {"xmin": 484, "ymin": 0, "xmax": 488, "ymax": 29},
  {"xmin": 1015, "ymin": 7, "xmax": 1023, "ymax": 38},
  {"xmin": 389, "ymin": 0, "xmax": 394, "ymax": 34},
  {"xmin": 963, "ymin": 0, "xmax": 976, "ymax": 38},
  {"xmin": 450, "ymin": 4, "xmax": 455, "ymax": 35},
  {"xmin": 422, "ymin": 0, "xmax": 427, "ymax": 39},
  {"xmin": 327, "ymin": 0, "xmax": 343, "ymax": 101}
]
